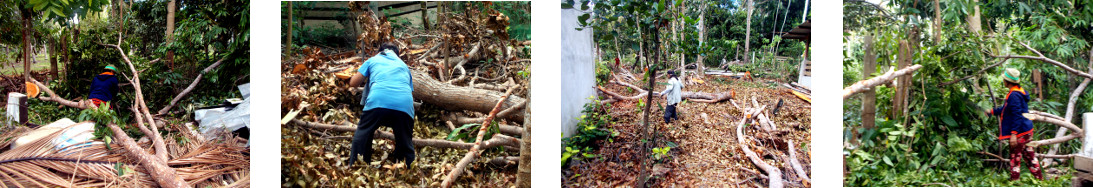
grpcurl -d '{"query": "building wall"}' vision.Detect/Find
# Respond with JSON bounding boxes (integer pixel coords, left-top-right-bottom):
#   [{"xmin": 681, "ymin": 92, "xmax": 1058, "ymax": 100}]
[{"xmin": 560, "ymin": 8, "xmax": 596, "ymax": 137}]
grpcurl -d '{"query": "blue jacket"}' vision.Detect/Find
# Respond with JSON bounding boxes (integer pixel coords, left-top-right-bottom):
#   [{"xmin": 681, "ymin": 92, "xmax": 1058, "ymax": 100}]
[
  {"xmin": 359, "ymin": 50, "xmax": 415, "ymax": 118},
  {"xmin": 990, "ymin": 86, "xmax": 1033, "ymax": 140},
  {"xmin": 88, "ymin": 72, "xmax": 119, "ymax": 102}
]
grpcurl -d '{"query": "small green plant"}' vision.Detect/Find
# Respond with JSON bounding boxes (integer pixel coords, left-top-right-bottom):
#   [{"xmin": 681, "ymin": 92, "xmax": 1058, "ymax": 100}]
[
  {"xmin": 562, "ymin": 96, "xmax": 615, "ymax": 168},
  {"xmin": 652, "ymin": 146, "xmax": 671, "ymax": 160},
  {"xmin": 77, "ymin": 102, "xmax": 120, "ymax": 139}
]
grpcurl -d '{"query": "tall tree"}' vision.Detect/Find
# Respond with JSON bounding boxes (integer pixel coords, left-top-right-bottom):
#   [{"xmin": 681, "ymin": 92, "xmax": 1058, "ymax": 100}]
[
  {"xmin": 744, "ymin": 0, "xmax": 753, "ymax": 64},
  {"xmin": 166, "ymin": 0, "xmax": 176, "ymax": 69}
]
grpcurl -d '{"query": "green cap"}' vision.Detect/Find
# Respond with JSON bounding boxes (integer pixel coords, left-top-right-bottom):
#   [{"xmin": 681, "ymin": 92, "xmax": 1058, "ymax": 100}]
[{"xmin": 104, "ymin": 65, "xmax": 117, "ymax": 72}]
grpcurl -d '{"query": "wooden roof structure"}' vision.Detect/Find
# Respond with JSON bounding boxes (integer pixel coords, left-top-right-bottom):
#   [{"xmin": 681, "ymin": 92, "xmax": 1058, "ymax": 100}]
[{"xmin": 781, "ymin": 20, "xmax": 810, "ymax": 41}]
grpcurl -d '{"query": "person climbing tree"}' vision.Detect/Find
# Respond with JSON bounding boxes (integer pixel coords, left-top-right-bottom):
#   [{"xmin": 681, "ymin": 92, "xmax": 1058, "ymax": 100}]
[
  {"xmin": 347, "ymin": 41, "xmax": 417, "ymax": 167},
  {"xmin": 660, "ymin": 70, "xmax": 683, "ymax": 124},
  {"xmin": 88, "ymin": 65, "xmax": 119, "ymax": 109},
  {"xmin": 984, "ymin": 68, "xmax": 1042, "ymax": 181}
]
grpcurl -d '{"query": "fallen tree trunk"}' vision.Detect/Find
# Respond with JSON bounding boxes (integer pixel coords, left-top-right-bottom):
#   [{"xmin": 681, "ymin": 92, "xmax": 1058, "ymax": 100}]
[
  {"xmin": 289, "ymin": 119, "xmax": 520, "ymax": 150},
  {"xmin": 1023, "ymin": 112, "xmax": 1084, "ymax": 147},
  {"xmin": 843, "ymin": 64, "xmax": 924, "ymax": 100},
  {"xmin": 156, "ymin": 57, "xmax": 227, "ymax": 115},
  {"xmin": 106, "ymin": 123, "xmax": 190, "ymax": 188},
  {"xmin": 412, "ymin": 70, "xmax": 526, "ymax": 123},
  {"xmin": 736, "ymin": 106, "xmax": 782, "ymax": 188},
  {"xmin": 105, "ymin": 41, "xmax": 167, "ymax": 161},
  {"xmin": 442, "ymin": 86, "xmax": 516, "ymax": 188}
]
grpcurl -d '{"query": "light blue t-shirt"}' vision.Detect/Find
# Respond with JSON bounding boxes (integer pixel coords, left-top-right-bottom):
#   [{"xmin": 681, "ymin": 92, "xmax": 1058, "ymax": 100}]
[{"xmin": 359, "ymin": 50, "xmax": 415, "ymax": 118}]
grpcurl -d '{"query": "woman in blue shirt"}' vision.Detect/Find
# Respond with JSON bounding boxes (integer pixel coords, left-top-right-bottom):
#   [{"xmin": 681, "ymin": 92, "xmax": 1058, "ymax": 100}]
[{"xmin": 347, "ymin": 42, "xmax": 416, "ymax": 167}]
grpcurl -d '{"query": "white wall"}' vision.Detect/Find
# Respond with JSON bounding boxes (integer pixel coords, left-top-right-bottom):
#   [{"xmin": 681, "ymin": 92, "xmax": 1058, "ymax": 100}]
[{"xmin": 560, "ymin": 8, "xmax": 595, "ymax": 138}]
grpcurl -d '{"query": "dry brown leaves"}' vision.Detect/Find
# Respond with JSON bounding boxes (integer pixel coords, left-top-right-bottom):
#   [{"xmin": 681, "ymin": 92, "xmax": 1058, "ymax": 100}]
[
  {"xmin": 564, "ymin": 77, "xmax": 812, "ymax": 187},
  {"xmin": 282, "ymin": 3, "xmax": 530, "ymax": 187}
]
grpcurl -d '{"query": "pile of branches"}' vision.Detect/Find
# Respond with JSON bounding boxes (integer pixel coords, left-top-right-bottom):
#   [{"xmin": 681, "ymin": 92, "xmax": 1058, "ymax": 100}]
[{"xmin": 281, "ymin": 3, "xmax": 530, "ymax": 187}]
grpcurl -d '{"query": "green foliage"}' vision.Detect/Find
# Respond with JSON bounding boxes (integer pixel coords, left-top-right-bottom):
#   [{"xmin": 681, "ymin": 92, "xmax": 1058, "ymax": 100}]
[
  {"xmin": 844, "ymin": 0, "xmax": 1092, "ymax": 186},
  {"xmin": 594, "ymin": 59, "xmax": 612, "ymax": 85},
  {"xmin": 76, "ymin": 102, "xmax": 118, "ymax": 139},
  {"xmin": 445, "ymin": 122, "xmax": 501, "ymax": 143},
  {"xmin": 651, "ymin": 146, "xmax": 671, "ymax": 160},
  {"xmin": 561, "ymin": 96, "xmax": 615, "ymax": 167}
]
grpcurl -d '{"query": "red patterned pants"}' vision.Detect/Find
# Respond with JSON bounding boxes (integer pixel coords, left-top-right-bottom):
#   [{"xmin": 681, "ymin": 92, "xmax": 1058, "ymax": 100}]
[{"xmin": 1009, "ymin": 133, "xmax": 1043, "ymax": 180}]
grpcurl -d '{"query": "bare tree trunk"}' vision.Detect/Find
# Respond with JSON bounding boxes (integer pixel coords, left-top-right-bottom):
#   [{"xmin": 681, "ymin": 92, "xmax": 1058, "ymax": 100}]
[
  {"xmin": 22, "ymin": 11, "xmax": 30, "ymax": 82},
  {"xmin": 966, "ymin": 0, "xmax": 982, "ymax": 34},
  {"xmin": 862, "ymin": 35, "xmax": 876, "ymax": 129},
  {"xmin": 421, "ymin": 1, "xmax": 429, "ymax": 30},
  {"xmin": 166, "ymin": 0, "xmax": 177, "ymax": 69},
  {"xmin": 286, "ymin": 2, "xmax": 293, "ymax": 58},
  {"xmin": 516, "ymin": 92, "xmax": 531, "ymax": 187},
  {"xmin": 744, "ymin": 0, "xmax": 753, "ymax": 64},
  {"xmin": 48, "ymin": 39, "xmax": 57, "ymax": 79},
  {"xmin": 697, "ymin": 3, "xmax": 706, "ymax": 78},
  {"xmin": 933, "ymin": 0, "xmax": 942, "ymax": 42}
]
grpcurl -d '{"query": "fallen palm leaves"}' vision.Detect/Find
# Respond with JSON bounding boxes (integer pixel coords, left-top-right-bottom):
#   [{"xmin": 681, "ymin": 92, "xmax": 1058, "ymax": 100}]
[{"xmin": 0, "ymin": 121, "xmax": 249, "ymax": 187}]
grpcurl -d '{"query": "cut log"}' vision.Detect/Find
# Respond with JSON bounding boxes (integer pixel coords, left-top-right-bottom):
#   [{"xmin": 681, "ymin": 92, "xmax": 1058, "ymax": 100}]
[
  {"xmin": 106, "ymin": 123, "xmax": 190, "ymax": 188},
  {"xmin": 843, "ymin": 64, "xmax": 924, "ymax": 100},
  {"xmin": 412, "ymin": 70, "xmax": 526, "ymax": 123}
]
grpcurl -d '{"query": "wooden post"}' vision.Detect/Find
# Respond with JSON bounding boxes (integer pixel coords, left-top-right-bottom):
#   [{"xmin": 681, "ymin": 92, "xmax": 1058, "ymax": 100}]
[
  {"xmin": 421, "ymin": 1, "xmax": 429, "ymax": 30},
  {"xmin": 6, "ymin": 92, "xmax": 26, "ymax": 125},
  {"xmin": 862, "ymin": 35, "xmax": 877, "ymax": 129}
]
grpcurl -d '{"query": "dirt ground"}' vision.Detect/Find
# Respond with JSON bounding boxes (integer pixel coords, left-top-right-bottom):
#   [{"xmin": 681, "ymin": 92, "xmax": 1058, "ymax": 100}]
[{"xmin": 563, "ymin": 76, "xmax": 812, "ymax": 187}]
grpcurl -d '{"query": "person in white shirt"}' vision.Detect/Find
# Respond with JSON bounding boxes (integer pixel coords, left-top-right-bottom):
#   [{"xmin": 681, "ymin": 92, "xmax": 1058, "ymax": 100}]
[{"xmin": 659, "ymin": 70, "xmax": 683, "ymax": 123}]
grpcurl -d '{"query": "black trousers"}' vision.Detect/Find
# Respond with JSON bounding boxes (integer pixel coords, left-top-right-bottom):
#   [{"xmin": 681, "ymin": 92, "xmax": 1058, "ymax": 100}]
[
  {"xmin": 664, "ymin": 104, "xmax": 678, "ymax": 123},
  {"xmin": 348, "ymin": 108, "xmax": 416, "ymax": 166}
]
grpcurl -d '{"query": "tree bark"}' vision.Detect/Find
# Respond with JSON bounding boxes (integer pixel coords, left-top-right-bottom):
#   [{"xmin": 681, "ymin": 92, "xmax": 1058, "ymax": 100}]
[
  {"xmin": 861, "ymin": 35, "xmax": 876, "ymax": 129},
  {"xmin": 286, "ymin": 2, "xmax": 293, "ymax": 58},
  {"xmin": 516, "ymin": 91, "xmax": 531, "ymax": 188},
  {"xmin": 966, "ymin": 0, "xmax": 982, "ymax": 34},
  {"xmin": 106, "ymin": 123, "xmax": 191, "ymax": 188},
  {"xmin": 412, "ymin": 70, "xmax": 526, "ymax": 123},
  {"xmin": 48, "ymin": 38, "xmax": 57, "ymax": 79},
  {"xmin": 421, "ymin": 1, "xmax": 429, "ymax": 30},
  {"xmin": 156, "ymin": 57, "xmax": 227, "ymax": 115},
  {"xmin": 166, "ymin": 0, "xmax": 177, "ymax": 68},
  {"xmin": 22, "ymin": 11, "xmax": 30, "ymax": 82},
  {"xmin": 844, "ymin": 65, "xmax": 923, "ymax": 100},
  {"xmin": 744, "ymin": 0, "xmax": 753, "ymax": 64},
  {"xmin": 933, "ymin": 0, "xmax": 942, "ymax": 42}
]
